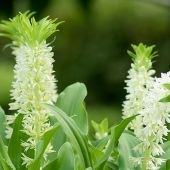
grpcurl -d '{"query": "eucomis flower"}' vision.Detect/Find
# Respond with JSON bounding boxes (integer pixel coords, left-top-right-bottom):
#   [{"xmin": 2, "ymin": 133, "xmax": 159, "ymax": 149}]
[
  {"xmin": 0, "ymin": 11, "xmax": 63, "ymax": 166},
  {"xmin": 133, "ymin": 72, "xmax": 170, "ymax": 169},
  {"xmin": 122, "ymin": 43, "xmax": 156, "ymax": 128},
  {"xmin": 123, "ymin": 44, "xmax": 170, "ymax": 169}
]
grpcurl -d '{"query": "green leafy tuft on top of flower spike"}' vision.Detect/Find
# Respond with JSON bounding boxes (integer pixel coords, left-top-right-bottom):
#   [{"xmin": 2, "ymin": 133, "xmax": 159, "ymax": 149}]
[
  {"xmin": 127, "ymin": 43, "xmax": 157, "ymax": 69},
  {"xmin": 0, "ymin": 11, "xmax": 63, "ymax": 46}
]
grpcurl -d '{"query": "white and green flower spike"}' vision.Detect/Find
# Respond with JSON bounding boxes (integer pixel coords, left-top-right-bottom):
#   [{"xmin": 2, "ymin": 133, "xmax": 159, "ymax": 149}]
[
  {"xmin": 0, "ymin": 11, "xmax": 63, "ymax": 166},
  {"xmin": 134, "ymin": 72, "xmax": 170, "ymax": 170},
  {"xmin": 122, "ymin": 43, "xmax": 156, "ymax": 125},
  {"xmin": 122, "ymin": 43, "xmax": 158, "ymax": 169}
]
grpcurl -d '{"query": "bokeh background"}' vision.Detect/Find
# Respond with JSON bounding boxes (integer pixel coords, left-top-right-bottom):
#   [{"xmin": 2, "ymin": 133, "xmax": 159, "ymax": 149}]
[{"xmin": 0, "ymin": 0, "xmax": 170, "ymax": 125}]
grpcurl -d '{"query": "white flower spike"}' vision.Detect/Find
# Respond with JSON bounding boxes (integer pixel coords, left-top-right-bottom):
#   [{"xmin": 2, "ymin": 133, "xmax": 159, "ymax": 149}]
[
  {"xmin": 135, "ymin": 72, "xmax": 170, "ymax": 169},
  {"xmin": 122, "ymin": 43, "xmax": 156, "ymax": 127},
  {"xmin": 122, "ymin": 43, "xmax": 170, "ymax": 169},
  {"xmin": 123, "ymin": 44, "xmax": 170, "ymax": 169},
  {"xmin": 0, "ymin": 11, "xmax": 63, "ymax": 166}
]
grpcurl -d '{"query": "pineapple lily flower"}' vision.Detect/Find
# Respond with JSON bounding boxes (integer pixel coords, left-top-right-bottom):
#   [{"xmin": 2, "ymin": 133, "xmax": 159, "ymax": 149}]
[
  {"xmin": 134, "ymin": 72, "xmax": 170, "ymax": 170},
  {"xmin": 122, "ymin": 43, "xmax": 156, "ymax": 129},
  {"xmin": 122, "ymin": 44, "xmax": 169, "ymax": 169},
  {"xmin": 0, "ymin": 11, "xmax": 62, "ymax": 166}
]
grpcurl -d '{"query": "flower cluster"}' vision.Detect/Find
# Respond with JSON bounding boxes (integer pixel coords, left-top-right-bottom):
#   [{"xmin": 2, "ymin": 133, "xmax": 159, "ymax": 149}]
[
  {"xmin": 122, "ymin": 43, "xmax": 170, "ymax": 169},
  {"xmin": 122, "ymin": 43, "xmax": 156, "ymax": 129},
  {"xmin": 10, "ymin": 42, "xmax": 57, "ymax": 165},
  {"xmin": 133, "ymin": 72, "xmax": 170, "ymax": 169},
  {"xmin": 0, "ymin": 12, "xmax": 62, "ymax": 166}
]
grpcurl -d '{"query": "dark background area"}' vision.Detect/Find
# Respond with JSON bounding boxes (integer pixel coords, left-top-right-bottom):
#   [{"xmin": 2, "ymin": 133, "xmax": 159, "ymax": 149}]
[{"xmin": 0, "ymin": 0, "xmax": 170, "ymax": 124}]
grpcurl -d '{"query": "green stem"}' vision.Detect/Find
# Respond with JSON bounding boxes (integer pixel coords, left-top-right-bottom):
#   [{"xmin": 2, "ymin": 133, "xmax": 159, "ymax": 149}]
[{"xmin": 141, "ymin": 148, "xmax": 151, "ymax": 170}]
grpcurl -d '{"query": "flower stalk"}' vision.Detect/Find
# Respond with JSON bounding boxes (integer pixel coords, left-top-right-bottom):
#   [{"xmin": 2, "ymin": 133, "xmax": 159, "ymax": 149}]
[{"xmin": 141, "ymin": 147, "xmax": 151, "ymax": 170}]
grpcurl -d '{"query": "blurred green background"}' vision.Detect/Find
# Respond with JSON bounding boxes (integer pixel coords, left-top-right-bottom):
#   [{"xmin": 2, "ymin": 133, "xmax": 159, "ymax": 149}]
[{"xmin": 0, "ymin": 0, "xmax": 170, "ymax": 125}]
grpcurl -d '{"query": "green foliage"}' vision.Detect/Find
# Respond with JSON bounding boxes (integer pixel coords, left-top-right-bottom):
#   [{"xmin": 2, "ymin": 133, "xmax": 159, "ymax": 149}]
[
  {"xmin": 159, "ymin": 95, "xmax": 170, "ymax": 103},
  {"xmin": 93, "ymin": 115, "xmax": 136, "ymax": 169},
  {"xmin": 118, "ymin": 132, "xmax": 140, "ymax": 170},
  {"xmin": 48, "ymin": 82, "xmax": 89, "ymax": 163},
  {"xmin": 163, "ymin": 84, "xmax": 170, "ymax": 90},
  {"xmin": 159, "ymin": 141, "xmax": 170, "ymax": 170},
  {"xmin": 29, "ymin": 125, "xmax": 59, "ymax": 170},
  {"xmin": 56, "ymin": 82, "xmax": 88, "ymax": 135},
  {"xmin": 43, "ymin": 142, "xmax": 75, "ymax": 170},
  {"xmin": 0, "ymin": 82, "xmax": 147, "ymax": 170},
  {"xmin": 0, "ymin": 11, "xmax": 63, "ymax": 47},
  {"xmin": 0, "ymin": 137, "xmax": 15, "ymax": 170},
  {"xmin": 1, "ymin": 79, "xmax": 133, "ymax": 169},
  {"xmin": 91, "ymin": 118, "xmax": 109, "ymax": 139},
  {"xmin": 127, "ymin": 43, "xmax": 157, "ymax": 69},
  {"xmin": 46, "ymin": 104, "xmax": 92, "ymax": 169},
  {"xmin": 8, "ymin": 114, "xmax": 24, "ymax": 170},
  {"xmin": 0, "ymin": 107, "xmax": 7, "ymax": 143},
  {"xmin": 45, "ymin": 83, "xmax": 136, "ymax": 170},
  {"xmin": 159, "ymin": 84, "xmax": 170, "ymax": 103}
]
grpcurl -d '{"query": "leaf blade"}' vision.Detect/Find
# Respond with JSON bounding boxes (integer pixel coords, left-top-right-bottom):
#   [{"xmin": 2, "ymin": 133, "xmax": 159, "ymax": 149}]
[
  {"xmin": 0, "ymin": 107, "xmax": 7, "ymax": 143},
  {"xmin": 94, "ymin": 115, "xmax": 137, "ymax": 168},
  {"xmin": 0, "ymin": 137, "xmax": 16, "ymax": 170},
  {"xmin": 43, "ymin": 142, "xmax": 74, "ymax": 170},
  {"xmin": 56, "ymin": 82, "xmax": 88, "ymax": 134},
  {"xmin": 8, "ymin": 114, "xmax": 24, "ymax": 170},
  {"xmin": 28, "ymin": 124, "xmax": 59, "ymax": 170}
]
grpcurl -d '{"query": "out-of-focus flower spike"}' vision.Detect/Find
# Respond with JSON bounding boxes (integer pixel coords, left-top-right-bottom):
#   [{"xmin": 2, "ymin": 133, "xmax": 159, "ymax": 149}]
[{"xmin": 122, "ymin": 43, "xmax": 156, "ymax": 120}]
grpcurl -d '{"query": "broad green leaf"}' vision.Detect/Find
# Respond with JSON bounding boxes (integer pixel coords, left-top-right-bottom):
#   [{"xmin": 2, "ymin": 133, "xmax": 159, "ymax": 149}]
[
  {"xmin": 47, "ymin": 117, "xmax": 66, "ymax": 162},
  {"xmin": 105, "ymin": 161, "xmax": 119, "ymax": 170},
  {"xmin": 48, "ymin": 83, "xmax": 89, "ymax": 163},
  {"xmin": 0, "ymin": 107, "xmax": 7, "ymax": 143},
  {"xmin": 94, "ymin": 115, "xmax": 136, "ymax": 169},
  {"xmin": 43, "ymin": 142, "xmax": 74, "ymax": 170},
  {"xmin": 111, "ymin": 115, "xmax": 137, "ymax": 147},
  {"xmin": 91, "ymin": 136, "xmax": 108, "ymax": 150},
  {"xmin": 0, "ymin": 137, "xmax": 16, "ymax": 170},
  {"xmin": 8, "ymin": 114, "xmax": 24, "ymax": 170},
  {"xmin": 56, "ymin": 82, "xmax": 88, "ymax": 134},
  {"xmin": 118, "ymin": 132, "xmax": 140, "ymax": 170},
  {"xmin": 159, "ymin": 141, "xmax": 170, "ymax": 170},
  {"xmin": 46, "ymin": 104, "xmax": 92, "ymax": 169},
  {"xmin": 161, "ymin": 141, "xmax": 170, "ymax": 160},
  {"xmin": 89, "ymin": 144, "xmax": 103, "ymax": 163},
  {"xmin": 28, "ymin": 124, "xmax": 59, "ymax": 170}
]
